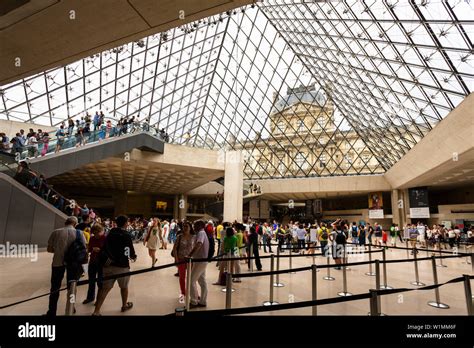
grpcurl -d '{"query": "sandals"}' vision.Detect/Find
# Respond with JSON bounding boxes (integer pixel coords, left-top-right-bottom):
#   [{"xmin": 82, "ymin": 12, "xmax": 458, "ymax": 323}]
[{"xmin": 121, "ymin": 302, "xmax": 133, "ymax": 312}]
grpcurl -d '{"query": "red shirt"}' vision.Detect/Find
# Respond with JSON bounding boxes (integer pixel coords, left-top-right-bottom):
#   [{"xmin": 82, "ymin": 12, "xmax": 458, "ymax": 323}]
[{"xmin": 88, "ymin": 234, "xmax": 106, "ymax": 263}]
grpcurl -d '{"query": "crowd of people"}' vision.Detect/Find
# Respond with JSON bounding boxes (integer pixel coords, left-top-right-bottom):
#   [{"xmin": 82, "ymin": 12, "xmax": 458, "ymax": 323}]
[
  {"xmin": 45, "ymin": 213, "xmax": 474, "ymax": 316},
  {"xmin": 0, "ymin": 111, "xmax": 170, "ymax": 160}
]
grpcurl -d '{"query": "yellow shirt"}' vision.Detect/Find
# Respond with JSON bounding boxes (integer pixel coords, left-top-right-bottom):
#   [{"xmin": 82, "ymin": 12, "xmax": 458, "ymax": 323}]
[
  {"xmin": 83, "ymin": 229, "xmax": 91, "ymax": 246},
  {"xmin": 216, "ymin": 224, "xmax": 224, "ymax": 240}
]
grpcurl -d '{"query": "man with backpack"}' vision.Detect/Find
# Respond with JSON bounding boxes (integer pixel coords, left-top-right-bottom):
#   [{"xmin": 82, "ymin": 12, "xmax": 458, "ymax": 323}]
[
  {"xmin": 350, "ymin": 222, "xmax": 359, "ymax": 245},
  {"xmin": 330, "ymin": 220, "xmax": 347, "ymax": 270},
  {"xmin": 318, "ymin": 222, "xmax": 329, "ymax": 257},
  {"xmin": 46, "ymin": 216, "xmax": 86, "ymax": 316}
]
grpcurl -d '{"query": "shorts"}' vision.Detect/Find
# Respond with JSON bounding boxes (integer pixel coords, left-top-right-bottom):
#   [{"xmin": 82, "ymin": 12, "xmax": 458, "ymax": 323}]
[
  {"xmin": 332, "ymin": 244, "xmax": 345, "ymax": 259},
  {"xmin": 101, "ymin": 265, "xmax": 130, "ymax": 290}
]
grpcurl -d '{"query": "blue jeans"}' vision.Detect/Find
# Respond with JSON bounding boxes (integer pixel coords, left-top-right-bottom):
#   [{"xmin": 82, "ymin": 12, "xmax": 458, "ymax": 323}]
[{"xmin": 86, "ymin": 261, "xmax": 103, "ymax": 301}]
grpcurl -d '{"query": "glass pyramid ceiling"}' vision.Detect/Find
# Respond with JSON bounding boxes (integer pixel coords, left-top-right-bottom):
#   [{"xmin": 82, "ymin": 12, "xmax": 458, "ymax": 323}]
[{"xmin": 0, "ymin": 0, "xmax": 472, "ymax": 180}]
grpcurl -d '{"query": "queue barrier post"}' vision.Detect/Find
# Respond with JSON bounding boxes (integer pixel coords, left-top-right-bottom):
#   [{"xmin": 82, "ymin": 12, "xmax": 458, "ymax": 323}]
[
  {"xmin": 289, "ymin": 246, "xmax": 296, "ymax": 274},
  {"xmin": 427, "ymin": 256, "xmax": 449, "ymax": 309},
  {"xmin": 337, "ymin": 259, "xmax": 352, "ymax": 297},
  {"xmin": 365, "ymin": 244, "xmax": 376, "ymax": 276},
  {"xmin": 323, "ymin": 251, "xmax": 335, "ymax": 281},
  {"xmin": 273, "ymin": 247, "xmax": 284, "ymax": 287},
  {"xmin": 369, "ymin": 289, "xmax": 380, "ymax": 316},
  {"xmin": 344, "ymin": 246, "xmax": 350, "ymax": 270},
  {"xmin": 225, "ymin": 272, "xmax": 232, "ymax": 309},
  {"xmin": 375, "ymin": 260, "xmax": 385, "ymax": 315},
  {"xmin": 65, "ymin": 280, "xmax": 77, "ymax": 316},
  {"xmin": 463, "ymin": 274, "xmax": 473, "ymax": 315},
  {"xmin": 185, "ymin": 258, "xmax": 192, "ymax": 311},
  {"xmin": 312, "ymin": 254, "xmax": 320, "ymax": 272},
  {"xmin": 312, "ymin": 264, "xmax": 318, "ymax": 316},
  {"xmin": 437, "ymin": 246, "xmax": 447, "ymax": 268},
  {"xmin": 263, "ymin": 254, "xmax": 279, "ymax": 306},
  {"xmin": 410, "ymin": 247, "xmax": 425, "ymax": 286},
  {"xmin": 249, "ymin": 243, "xmax": 254, "ymax": 273},
  {"xmin": 405, "ymin": 240, "xmax": 409, "ymax": 259},
  {"xmin": 221, "ymin": 252, "xmax": 235, "ymax": 293},
  {"xmin": 380, "ymin": 248, "xmax": 393, "ymax": 290}
]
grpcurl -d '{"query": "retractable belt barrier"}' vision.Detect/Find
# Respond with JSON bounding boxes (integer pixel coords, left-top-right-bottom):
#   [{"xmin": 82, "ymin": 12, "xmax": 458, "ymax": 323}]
[
  {"xmin": 178, "ymin": 274, "xmax": 474, "ymax": 317},
  {"xmin": 1, "ymin": 242, "xmax": 471, "ymax": 311}
]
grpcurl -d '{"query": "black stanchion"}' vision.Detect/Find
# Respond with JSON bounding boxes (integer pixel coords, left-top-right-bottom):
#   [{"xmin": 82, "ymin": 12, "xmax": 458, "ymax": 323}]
[
  {"xmin": 263, "ymin": 254, "xmax": 279, "ymax": 306},
  {"xmin": 374, "ymin": 260, "xmax": 385, "ymax": 315},
  {"xmin": 463, "ymin": 274, "xmax": 473, "ymax": 316},
  {"xmin": 365, "ymin": 244, "xmax": 376, "ymax": 276},
  {"xmin": 221, "ymin": 252, "xmax": 235, "ymax": 293},
  {"xmin": 312, "ymin": 264, "xmax": 318, "ymax": 316},
  {"xmin": 289, "ymin": 246, "xmax": 296, "ymax": 274},
  {"xmin": 274, "ymin": 247, "xmax": 284, "ymax": 287},
  {"xmin": 337, "ymin": 261, "xmax": 352, "ymax": 297},
  {"xmin": 369, "ymin": 289, "xmax": 379, "ymax": 316},
  {"xmin": 344, "ymin": 245, "xmax": 350, "ymax": 270},
  {"xmin": 185, "ymin": 258, "xmax": 192, "ymax": 311},
  {"xmin": 65, "ymin": 280, "xmax": 77, "ymax": 316},
  {"xmin": 380, "ymin": 248, "xmax": 393, "ymax": 290},
  {"xmin": 427, "ymin": 256, "xmax": 449, "ymax": 309},
  {"xmin": 225, "ymin": 272, "xmax": 232, "ymax": 309},
  {"xmin": 249, "ymin": 243, "xmax": 254, "ymax": 272},
  {"xmin": 312, "ymin": 254, "xmax": 320, "ymax": 272},
  {"xmin": 410, "ymin": 247, "xmax": 425, "ymax": 286},
  {"xmin": 323, "ymin": 254, "xmax": 335, "ymax": 281},
  {"xmin": 437, "ymin": 245, "xmax": 447, "ymax": 268}
]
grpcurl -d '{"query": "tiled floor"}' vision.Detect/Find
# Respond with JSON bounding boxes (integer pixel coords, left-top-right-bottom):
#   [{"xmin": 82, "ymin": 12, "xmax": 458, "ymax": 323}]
[{"xmin": 0, "ymin": 243, "xmax": 472, "ymax": 316}]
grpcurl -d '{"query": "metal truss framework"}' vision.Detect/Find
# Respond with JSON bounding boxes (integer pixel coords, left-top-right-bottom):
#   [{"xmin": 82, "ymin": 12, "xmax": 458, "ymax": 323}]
[{"xmin": 0, "ymin": 0, "xmax": 472, "ymax": 179}]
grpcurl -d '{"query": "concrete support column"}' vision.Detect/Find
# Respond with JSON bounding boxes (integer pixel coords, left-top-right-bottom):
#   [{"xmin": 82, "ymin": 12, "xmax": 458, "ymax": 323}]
[
  {"xmin": 391, "ymin": 189, "xmax": 409, "ymax": 227},
  {"xmin": 223, "ymin": 150, "xmax": 243, "ymax": 222},
  {"xmin": 178, "ymin": 194, "xmax": 187, "ymax": 221},
  {"xmin": 173, "ymin": 195, "xmax": 179, "ymax": 220},
  {"xmin": 113, "ymin": 191, "xmax": 128, "ymax": 217},
  {"xmin": 401, "ymin": 189, "xmax": 411, "ymax": 226}
]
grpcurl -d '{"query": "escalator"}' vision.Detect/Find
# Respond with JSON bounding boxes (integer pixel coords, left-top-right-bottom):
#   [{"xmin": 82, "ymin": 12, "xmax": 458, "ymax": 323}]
[
  {"xmin": 0, "ymin": 160, "xmax": 67, "ymax": 246},
  {"xmin": 3, "ymin": 125, "xmax": 164, "ymax": 179}
]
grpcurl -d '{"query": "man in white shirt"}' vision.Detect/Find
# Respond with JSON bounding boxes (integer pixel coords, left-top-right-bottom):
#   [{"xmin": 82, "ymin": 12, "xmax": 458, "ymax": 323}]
[
  {"xmin": 295, "ymin": 224, "xmax": 307, "ymax": 253},
  {"xmin": 187, "ymin": 220, "xmax": 209, "ymax": 308},
  {"xmin": 417, "ymin": 222, "xmax": 426, "ymax": 247},
  {"xmin": 27, "ymin": 133, "xmax": 39, "ymax": 158}
]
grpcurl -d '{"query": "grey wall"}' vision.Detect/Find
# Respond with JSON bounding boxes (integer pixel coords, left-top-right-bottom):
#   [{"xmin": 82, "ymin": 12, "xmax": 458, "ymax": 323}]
[{"xmin": 0, "ymin": 173, "xmax": 67, "ymax": 247}]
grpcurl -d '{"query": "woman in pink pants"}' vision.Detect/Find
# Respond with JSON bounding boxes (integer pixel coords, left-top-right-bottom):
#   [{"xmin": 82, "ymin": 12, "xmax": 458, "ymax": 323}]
[{"xmin": 172, "ymin": 221, "xmax": 195, "ymax": 301}]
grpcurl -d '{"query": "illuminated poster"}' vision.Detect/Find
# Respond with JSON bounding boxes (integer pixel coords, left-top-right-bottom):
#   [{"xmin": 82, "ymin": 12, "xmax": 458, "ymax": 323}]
[{"xmin": 409, "ymin": 187, "xmax": 430, "ymax": 218}]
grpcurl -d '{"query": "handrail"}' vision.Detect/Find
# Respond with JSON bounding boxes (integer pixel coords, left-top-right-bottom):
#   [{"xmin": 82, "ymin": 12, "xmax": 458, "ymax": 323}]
[{"xmin": 3, "ymin": 120, "xmax": 166, "ymax": 161}]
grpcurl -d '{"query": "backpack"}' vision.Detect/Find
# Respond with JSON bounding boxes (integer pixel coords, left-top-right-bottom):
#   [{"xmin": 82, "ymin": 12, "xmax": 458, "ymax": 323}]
[
  {"xmin": 320, "ymin": 227, "xmax": 328, "ymax": 240},
  {"xmin": 64, "ymin": 230, "xmax": 88, "ymax": 278},
  {"xmin": 351, "ymin": 226, "xmax": 358, "ymax": 237},
  {"xmin": 335, "ymin": 230, "xmax": 346, "ymax": 244}
]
